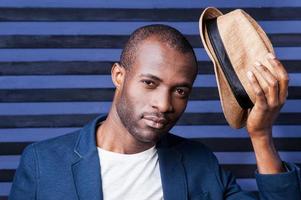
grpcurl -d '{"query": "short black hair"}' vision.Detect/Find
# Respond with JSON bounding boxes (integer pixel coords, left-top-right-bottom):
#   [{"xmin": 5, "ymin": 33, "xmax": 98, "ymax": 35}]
[{"xmin": 120, "ymin": 24, "xmax": 197, "ymax": 69}]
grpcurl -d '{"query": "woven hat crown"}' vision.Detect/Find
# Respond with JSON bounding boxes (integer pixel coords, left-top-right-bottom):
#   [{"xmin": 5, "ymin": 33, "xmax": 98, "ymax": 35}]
[{"xmin": 199, "ymin": 7, "xmax": 275, "ymax": 128}]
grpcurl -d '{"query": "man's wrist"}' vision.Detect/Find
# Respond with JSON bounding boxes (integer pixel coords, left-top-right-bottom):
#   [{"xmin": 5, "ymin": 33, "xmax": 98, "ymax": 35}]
[{"xmin": 250, "ymin": 134, "xmax": 285, "ymax": 174}]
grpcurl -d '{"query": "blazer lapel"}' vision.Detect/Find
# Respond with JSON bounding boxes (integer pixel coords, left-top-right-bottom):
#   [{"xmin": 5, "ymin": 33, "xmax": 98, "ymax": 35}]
[
  {"xmin": 157, "ymin": 136, "xmax": 188, "ymax": 200},
  {"xmin": 72, "ymin": 153, "xmax": 103, "ymax": 200},
  {"xmin": 71, "ymin": 115, "xmax": 106, "ymax": 200}
]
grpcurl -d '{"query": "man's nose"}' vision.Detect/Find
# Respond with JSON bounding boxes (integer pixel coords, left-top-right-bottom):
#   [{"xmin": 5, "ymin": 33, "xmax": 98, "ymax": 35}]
[{"xmin": 151, "ymin": 90, "xmax": 173, "ymax": 113}]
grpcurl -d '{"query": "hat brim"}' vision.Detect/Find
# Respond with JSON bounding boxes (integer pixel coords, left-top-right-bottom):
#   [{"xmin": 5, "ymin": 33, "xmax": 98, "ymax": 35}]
[{"xmin": 199, "ymin": 7, "xmax": 249, "ymax": 129}]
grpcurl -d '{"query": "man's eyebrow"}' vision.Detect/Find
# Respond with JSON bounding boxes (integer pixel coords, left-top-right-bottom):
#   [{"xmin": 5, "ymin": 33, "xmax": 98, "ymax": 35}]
[
  {"xmin": 175, "ymin": 83, "xmax": 192, "ymax": 89},
  {"xmin": 139, "ymin": 74, "xmax": 192, "ymax": 88},
  {"xmin": 139, "ymin": 74, "xmax": 163, "ymax": 82}
]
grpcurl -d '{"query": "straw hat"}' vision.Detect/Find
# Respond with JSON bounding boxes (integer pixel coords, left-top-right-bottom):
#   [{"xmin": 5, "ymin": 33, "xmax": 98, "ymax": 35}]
[{"xmin": 199, "ymin": 7, "xmax": 276, "ymax": 129}]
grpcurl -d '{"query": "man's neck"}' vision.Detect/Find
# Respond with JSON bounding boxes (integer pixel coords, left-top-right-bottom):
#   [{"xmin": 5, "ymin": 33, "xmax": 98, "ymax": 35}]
[{"xmin": 96, "ymin": 107, "xmax": 155, "ymax": 154}]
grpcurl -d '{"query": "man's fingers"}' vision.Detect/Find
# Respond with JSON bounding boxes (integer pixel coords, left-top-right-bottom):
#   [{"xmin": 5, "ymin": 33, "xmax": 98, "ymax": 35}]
[
  {"xmin": 252, "ymin": 62, "xmax": 270, "ymax": 95},
  {"xmin": 266, "ymin": 53, "xmax": 289, "ymax": 105},
  {"xmin": 253, "ymin": 61, "xmax": 279, "ymax": 109},
  {"xmin": 247, "ymin": 71, "xmax": 267, "ymax": 111}
]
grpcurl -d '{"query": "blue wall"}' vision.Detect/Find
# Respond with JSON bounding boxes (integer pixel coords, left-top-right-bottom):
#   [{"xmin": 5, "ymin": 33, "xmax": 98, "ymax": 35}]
[{"xmin": 1, "ymin": 1, "xmax": 301, "ymax": 199}]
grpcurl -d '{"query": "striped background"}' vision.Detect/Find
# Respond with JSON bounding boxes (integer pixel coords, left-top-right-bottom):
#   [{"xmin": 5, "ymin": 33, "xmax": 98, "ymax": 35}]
[{"xmin": 0, "ymin": 0, "xmax": 301, "ymax": 199}]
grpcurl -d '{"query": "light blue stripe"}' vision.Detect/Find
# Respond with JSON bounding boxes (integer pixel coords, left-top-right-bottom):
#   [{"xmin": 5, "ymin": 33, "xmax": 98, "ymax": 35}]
[
  {"xmin": 0, "ymin": 128, "xmax": 80, "ymax": 142},
  {"xmin": 0, "ymin": 22, "xmax": 198, "ymax": 35},
  {"xmin": 0, "ymin": 102, "xmax": 111, "ymax": 115},
  {"xmin": 0, "ymin": 156, "xmax": 20, "ymax": 169},
  {"xmin": 214, "ymin": 152, "xmax": 301, "ymax": 164},
  {"xmin": 0, "ymin": 0, "xmax": 300, "ymax": 8},
  {"xmin": 0, "ymin": 48, "xmax": 208, "ymax": 61},
  {"xmin": 0, "ymin": 74, "xmax": 215, "ymax": 88},
  {"xmin": 1, "ymin": 125, "xmax": 301, "ymax": 142},
  {"xmin": 0, "ymin": 49, "xmax": 123, "ymax": 62},
  {"xmin": 0, "ymin": 75, "xmax": 116, "ymax": 88},
  {"xmin": 185, "ymin": 100, "xmax": 301, "ymax": 113},
  {"xmin": 0, "ymin": 182, "xmax": 11, "ymax": 196},
  {"xmin": 0, "ymin": 100, "xmax": 300, "ymax": 115},
  {"xmin": 260, "ymin": 21, "xmax": 301, "ymax": 34},
  {"xmin": 0, "ymin": 47, "xmax": 299, "ymax": 62},
  {"xmin": 275, "ymin": 47, "xmax": 301, "ymax": 60},
  {"xmin": 0, "ymin": 22, "xmax": 300, "ymax": 35},
  {"xmin": 1, "ymin": 73, "xmax": 301, "ymax": 89}
]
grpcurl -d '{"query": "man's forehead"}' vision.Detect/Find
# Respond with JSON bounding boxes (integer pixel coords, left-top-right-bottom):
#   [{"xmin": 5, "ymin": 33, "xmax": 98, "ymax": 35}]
[
  {"xmin": 135, "ymin": 38, "xmax": 195, "ymax": 67},
  {"xmin": 136, "ymin": 37, "xmax": 165, "ymax": 57},
  {"xmin": 133, "ymin": 56, "xmax": 195, "ymax": 87}
]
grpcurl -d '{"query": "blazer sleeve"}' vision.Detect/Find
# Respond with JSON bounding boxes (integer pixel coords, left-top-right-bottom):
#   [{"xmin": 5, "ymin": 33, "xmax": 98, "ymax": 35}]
[
  {"xmin": 217, "ymin": 160, "xmax": 301, "ymax": 200},
  {"xmin": 9, "ymin": 144, "xmax": 37, "ymax": 200},
  {"xmin": 255, "ymin": 162, "xmax": 301, "ymax": 200}
]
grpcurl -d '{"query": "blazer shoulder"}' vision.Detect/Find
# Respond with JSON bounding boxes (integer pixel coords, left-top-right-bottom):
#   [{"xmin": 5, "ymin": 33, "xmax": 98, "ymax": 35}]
[
  {"xmin": 36, "ymin": 129, "xmax": 79, "ymax": 147},
  {"xmin": 27, "ymin": 129, "xmax": 81, "ymax": 159}
]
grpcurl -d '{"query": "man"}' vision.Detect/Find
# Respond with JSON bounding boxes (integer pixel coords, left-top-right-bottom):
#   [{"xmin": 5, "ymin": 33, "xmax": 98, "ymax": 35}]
[{"xmin": 9, "ymin": 25, "xmax": 301, "ymax": 199}]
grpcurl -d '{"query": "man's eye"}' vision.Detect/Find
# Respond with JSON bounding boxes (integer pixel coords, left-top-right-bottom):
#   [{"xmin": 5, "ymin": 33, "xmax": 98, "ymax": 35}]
[
  {"xmin": 176, "ymin": 88, "xmax": 188, "ymax": 97},
  {"xmin": 142, "ymin": 80, "xmax": 155, "ymax": 87}
]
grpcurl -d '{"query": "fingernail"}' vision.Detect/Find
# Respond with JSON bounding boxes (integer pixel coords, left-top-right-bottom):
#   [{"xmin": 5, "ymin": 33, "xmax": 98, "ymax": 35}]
[
  {"xmin": 254, "ymin": 61, "xmax": 261, "ymax": 67},
  {"xmin": 247, "ymin": 71, "xmax": 253, "ymax": 79},
  {"xmin": 267, "ymin": 53, "xmax": 276, "ymax": 60}
]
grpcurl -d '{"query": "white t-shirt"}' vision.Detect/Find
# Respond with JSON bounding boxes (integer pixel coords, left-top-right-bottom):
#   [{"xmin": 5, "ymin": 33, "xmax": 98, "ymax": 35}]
[{"xmin": 97, "ymin": 146, "xmax": 164, "ymax": 200}]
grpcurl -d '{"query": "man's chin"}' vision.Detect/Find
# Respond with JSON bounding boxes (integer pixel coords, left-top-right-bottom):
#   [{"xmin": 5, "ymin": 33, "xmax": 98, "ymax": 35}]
[{"xmin": 134, "ymin": 131, "xmax": 164, "ymax": 144}]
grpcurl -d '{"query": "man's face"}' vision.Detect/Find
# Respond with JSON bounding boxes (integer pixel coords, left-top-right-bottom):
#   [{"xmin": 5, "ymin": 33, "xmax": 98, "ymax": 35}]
[{"xmin": 116, "ymin": 37, "xmax": 197, "ymax": 145}]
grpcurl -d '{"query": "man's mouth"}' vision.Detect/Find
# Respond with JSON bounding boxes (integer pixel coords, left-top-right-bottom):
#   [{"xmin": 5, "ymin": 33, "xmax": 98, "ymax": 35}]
[{"xmin": 142, "ymin": 115, "xmax": 168, "ymax": 129}]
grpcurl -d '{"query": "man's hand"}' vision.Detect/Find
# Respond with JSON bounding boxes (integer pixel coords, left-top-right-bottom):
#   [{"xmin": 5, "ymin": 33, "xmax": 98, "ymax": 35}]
[
  {"xmin": 245, "ymin": 53, "xmax": 289, "ymax": 174},
  {"xmin": 246, "ymin": 53, "xmax": 289, "ymax": 136}
]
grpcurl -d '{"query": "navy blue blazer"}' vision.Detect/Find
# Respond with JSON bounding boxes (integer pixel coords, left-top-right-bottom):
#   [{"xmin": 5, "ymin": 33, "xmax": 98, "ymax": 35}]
[{"xmin": 10, "ymin": 115, "xmax": 301, "ymax": 200}]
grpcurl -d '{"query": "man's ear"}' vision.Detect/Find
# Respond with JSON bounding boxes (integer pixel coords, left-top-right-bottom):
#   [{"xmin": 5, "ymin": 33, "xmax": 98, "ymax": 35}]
[{"xmin": 111, "ymin": 63, "xmax": 125, "ymax": 89}]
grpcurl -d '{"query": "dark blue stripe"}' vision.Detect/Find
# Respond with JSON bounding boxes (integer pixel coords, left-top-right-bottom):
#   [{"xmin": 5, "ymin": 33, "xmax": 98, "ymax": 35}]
[{"xmin": 0, "ymin": 0, "xmax": 300, "ymax": 8}]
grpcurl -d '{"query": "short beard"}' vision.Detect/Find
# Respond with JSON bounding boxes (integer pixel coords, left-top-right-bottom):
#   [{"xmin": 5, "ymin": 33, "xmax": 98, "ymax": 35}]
[
  {"xmin": 116, "ymin": 91, "xmax": 163, "ymax": 144},
  {"xmin": 116, "ymin": 88, "xmax": 147, "ymax": 142}
]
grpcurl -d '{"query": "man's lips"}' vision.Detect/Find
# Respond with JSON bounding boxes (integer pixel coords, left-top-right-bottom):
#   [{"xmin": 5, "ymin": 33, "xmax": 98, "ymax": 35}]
[{"xmin": 143, "ymin": 115, "xmax": 168, "ymax": 129}]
